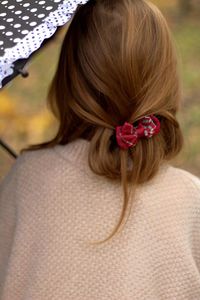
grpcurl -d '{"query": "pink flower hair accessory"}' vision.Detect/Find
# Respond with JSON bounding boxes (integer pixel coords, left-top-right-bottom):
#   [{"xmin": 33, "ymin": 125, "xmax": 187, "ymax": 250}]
[{"xmin": 115, "ymin": 115, "xmax": 161, "ymax": 150}]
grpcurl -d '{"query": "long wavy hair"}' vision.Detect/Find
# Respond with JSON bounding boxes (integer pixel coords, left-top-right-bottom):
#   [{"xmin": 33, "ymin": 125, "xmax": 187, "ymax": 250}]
[{"xmin": 21, "ymin": 0, "xmax": 184, "ymax": 246}]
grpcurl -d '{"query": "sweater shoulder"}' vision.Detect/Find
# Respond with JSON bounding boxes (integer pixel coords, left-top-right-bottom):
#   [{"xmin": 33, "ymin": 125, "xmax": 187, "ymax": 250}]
[
  {"xmin": 169, "ymin": 165, "xmax": 200, "ymax": 190},
  {"xmin": 19, "ymin": 146, "xmax": 57, "ymax": 165},
  {"xmin": 164, "ymin": 165, "xmax": 200, "ymax": 202},
  {"xmin": 7, "ymin": 146, "xmax": 63, "ymax": 183},
  {"xmin": 13, "ymin": 147, "xmax": 54, "ymax": 170}
]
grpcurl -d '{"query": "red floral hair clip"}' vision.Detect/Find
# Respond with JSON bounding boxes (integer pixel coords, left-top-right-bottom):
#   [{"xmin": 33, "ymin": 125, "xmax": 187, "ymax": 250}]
[{"xmin": 115, "ymin": 115, "xmax": 161, "ymax": 150}]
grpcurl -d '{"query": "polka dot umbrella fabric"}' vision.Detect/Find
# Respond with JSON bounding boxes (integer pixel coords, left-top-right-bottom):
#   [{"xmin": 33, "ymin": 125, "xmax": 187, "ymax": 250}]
[{"xmin": 0, "ymin": 0, "xmax": 89, "ymax": 88}]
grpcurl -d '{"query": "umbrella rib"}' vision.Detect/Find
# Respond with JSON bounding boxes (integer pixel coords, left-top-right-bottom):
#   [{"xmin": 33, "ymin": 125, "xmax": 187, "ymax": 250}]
[{"xmin": 0, "ymin": 139, "xmax": 18, "ymax": 159}]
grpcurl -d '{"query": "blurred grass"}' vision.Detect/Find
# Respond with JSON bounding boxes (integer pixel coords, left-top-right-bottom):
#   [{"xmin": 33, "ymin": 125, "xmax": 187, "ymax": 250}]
[
  {"xmin": 174, "ymin": 22, "xmax": 200, "ymax": 92},
  {"xmin": 0, "ymin": 1, "xmax": 200, "ymax": 178}
]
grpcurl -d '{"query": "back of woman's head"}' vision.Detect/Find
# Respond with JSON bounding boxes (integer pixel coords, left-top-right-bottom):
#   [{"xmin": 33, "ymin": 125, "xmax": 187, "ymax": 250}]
[{"xmin": 22, "ymin": 0, "xmax": 184, "ymax": 245}]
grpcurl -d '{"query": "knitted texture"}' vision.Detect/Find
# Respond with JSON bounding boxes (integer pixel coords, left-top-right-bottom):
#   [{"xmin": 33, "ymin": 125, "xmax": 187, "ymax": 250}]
[{"xmin": 0, "ymin": 138, "xmax": 200, "ymax": 300}]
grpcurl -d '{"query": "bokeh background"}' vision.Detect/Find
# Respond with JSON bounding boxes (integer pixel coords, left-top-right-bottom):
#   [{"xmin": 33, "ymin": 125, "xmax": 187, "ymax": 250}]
[{"xmin": 0, "ymin": 0, "xmax": 200, "ymax": 180}]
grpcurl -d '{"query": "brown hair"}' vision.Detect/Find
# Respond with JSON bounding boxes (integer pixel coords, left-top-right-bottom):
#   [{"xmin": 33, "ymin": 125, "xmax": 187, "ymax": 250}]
[{"xmin": 21, "ymin": 0, "xmax": 184, "ymax": 246}]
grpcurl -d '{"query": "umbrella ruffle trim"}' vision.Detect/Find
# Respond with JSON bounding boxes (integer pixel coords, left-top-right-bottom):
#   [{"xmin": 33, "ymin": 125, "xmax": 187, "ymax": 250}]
[{"xmin": 0, "ymin": 0, "xmax": 89, "ymax": 88}]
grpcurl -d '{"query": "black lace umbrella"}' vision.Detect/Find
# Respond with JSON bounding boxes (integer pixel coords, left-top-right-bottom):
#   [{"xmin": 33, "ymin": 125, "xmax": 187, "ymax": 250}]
[{"xmin": 0, "ymin": 0, "xmax": 89, "ymax": 158}]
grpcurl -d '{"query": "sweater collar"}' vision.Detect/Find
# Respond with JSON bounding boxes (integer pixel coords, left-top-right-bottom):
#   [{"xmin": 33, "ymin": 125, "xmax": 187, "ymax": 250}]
[
  {"xmin": 54, "ymin": 138, "xmax": 91, "ymax": 167},
  {"xmin": 53, "ymin": 138, "xmax": 170, "ymax": 176}
]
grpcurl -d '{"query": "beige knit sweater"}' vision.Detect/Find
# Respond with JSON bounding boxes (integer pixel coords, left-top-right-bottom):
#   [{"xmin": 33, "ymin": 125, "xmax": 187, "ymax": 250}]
[{"xmin": 0, "ymin": 137, "xmax": 200, "ymax": 300}]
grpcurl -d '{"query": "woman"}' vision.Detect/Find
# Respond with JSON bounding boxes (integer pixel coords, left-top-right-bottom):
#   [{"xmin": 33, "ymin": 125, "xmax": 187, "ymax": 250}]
[{"xmin": 1, "ymin": 0, "xmax": 200, "ymax": 299}]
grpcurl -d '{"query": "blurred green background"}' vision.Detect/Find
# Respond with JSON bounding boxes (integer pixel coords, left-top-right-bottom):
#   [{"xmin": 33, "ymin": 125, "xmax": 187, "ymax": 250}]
[{"xmin": 0, "ymin": 0, "xmax": 200, "ymax": 180}]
